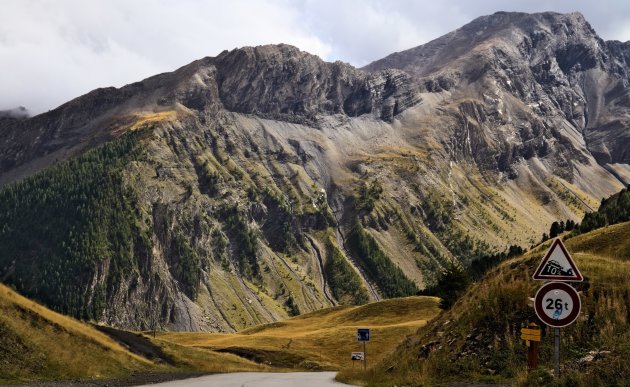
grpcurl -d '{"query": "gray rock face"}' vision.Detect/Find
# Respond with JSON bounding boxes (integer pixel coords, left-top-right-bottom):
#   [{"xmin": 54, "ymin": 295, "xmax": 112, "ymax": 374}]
[
  {"xmin": 212, "ymin": 44, "xmax": 421, "ymax": 123},
  {"xmin": 364, "ymin": 11, "xmax": 630, "ymax": 172},
  {"xmin": 0, "ymin": 45, "xmax": 420, "ymax": 185}
]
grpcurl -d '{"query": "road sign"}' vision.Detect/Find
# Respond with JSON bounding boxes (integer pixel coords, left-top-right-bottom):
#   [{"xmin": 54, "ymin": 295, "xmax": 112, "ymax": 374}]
[
  {"xmin": 520, "ymin": 327, "xmax": 541, "ymax": 342},
  {"xmin": 533, "ymin": 238, "xmax": 583, "ymax": 282},
  {"xmin": 357, "ymin": 328, "xmax": 370, "ymax": 342},
  {"xmin": 534, "ymin": 282, "xmax": 581, "ymax": 328},
  {"xmin": 351, "ymin": 352, "xmax": 364, "ymax": 361}
]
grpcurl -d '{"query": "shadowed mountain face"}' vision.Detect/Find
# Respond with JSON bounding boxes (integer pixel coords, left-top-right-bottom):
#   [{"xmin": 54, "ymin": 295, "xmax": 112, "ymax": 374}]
[{"xmin": 0, "ymin": 12, "xmax": 628, "ymax": 331}]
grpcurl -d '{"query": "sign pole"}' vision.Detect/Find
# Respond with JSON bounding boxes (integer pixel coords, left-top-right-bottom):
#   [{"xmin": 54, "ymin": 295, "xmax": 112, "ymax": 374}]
[
  {"xmin": 523, "ymin": 323, "xmax": 540, "ymax": 370},
  {"xmin": 363, "ymin": 341, "xmax": 367, "ymax": 370},
  {"xmin": 554, "ymin": 328, "xmax": 560, "ymax": 377}
]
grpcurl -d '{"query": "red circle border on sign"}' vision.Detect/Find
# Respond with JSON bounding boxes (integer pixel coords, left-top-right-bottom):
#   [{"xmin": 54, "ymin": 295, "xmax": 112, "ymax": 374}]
[{"xmin": 534, "ymin": 282, "xmax": 581, "ymax": 328}]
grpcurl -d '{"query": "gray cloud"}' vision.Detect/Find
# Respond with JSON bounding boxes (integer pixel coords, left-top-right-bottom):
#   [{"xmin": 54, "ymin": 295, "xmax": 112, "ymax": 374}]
[{"xmin": 1, "ymin": 0, "xmax": 629, "ymax": 115}]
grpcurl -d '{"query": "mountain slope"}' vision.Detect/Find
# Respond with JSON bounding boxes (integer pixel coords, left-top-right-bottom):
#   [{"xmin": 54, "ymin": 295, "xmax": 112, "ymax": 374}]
[
  {"xmin": 0, "ymin": 280, "xmax": 285, "ymax": 384},
  {"xmin": 0, "ymin": 12, "xmax": 629, "ymax": 332},
  {"xmin": 365, "ymin": 11, "xmax": 630, "ymax": 181},
  {"xmin": 0, "ymin": 282, "xmax": 153, "ymax": 382},
  {"xmin": 341, "ymin": 220, "xmax": 630, "ymax": 385}
]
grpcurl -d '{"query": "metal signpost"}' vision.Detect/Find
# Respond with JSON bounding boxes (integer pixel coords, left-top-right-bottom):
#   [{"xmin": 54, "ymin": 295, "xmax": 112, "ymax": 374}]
[
  {"xmin": 532, "ymin": 238, "xmax": 582, "ymax": 377},
  {"xmin": 357, "ymin": 328, "xmax": 370, "ymax": 370}
]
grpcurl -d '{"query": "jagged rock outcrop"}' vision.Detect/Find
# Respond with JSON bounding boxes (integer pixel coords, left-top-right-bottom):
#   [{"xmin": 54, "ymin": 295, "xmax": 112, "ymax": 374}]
[{"xmin": 0, "ymin": 12, "xmax": 629, "ymax": 331}]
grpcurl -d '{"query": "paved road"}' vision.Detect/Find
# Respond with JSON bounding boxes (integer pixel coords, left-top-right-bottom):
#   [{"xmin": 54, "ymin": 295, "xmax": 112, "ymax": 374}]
[{"xmin": 140, "ymin": 372, "xmax": 353, "ymax": 387}]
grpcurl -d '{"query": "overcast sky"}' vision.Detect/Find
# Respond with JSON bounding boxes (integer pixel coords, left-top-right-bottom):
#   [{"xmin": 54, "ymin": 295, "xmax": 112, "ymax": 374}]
[{"xmin": 2, "ymin": 0, "xmax": 629, "ymax": 115}]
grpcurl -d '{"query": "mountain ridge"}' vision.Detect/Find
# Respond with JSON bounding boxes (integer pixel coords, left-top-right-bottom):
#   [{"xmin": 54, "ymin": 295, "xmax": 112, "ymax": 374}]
[{"xmin": 0, "ymin": 11, "xmax": 629, "ymax": 332}]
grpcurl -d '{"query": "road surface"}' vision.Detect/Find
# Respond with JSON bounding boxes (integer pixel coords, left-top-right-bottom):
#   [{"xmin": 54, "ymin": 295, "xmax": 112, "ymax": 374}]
[{"xmin": 140, "ymin": 372, "xmax": 352, "ymax": 387}]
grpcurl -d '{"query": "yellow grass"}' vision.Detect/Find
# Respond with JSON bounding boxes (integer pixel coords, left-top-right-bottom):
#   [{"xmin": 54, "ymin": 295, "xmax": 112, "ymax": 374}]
[
  {"xmin": 0, "ymin": 283, "xmax": 155, "ymax": 383},
  {"xmin": 157, "ymin": 296, "xmax": 441, "ymax": 370},
  {"xmin": 110, "ymin": 110, "xmax": 183, "ymax": 136},
  {"xmin": 0, "ymin": 283, "xmax": 267, "ymax": 384},
  {"xmin": 129, "ymin": 111, "xmax": 180, "ymax": 130}
]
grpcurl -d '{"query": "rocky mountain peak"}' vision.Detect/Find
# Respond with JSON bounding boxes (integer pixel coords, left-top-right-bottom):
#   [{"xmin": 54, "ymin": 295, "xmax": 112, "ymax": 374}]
[
  {"xmin": 207, "ymin": 43, "xmax": 421, "ymax": 123},
  {"xmin": 363, "ymin": 11, "xmax": 604, "ymax": 77}
]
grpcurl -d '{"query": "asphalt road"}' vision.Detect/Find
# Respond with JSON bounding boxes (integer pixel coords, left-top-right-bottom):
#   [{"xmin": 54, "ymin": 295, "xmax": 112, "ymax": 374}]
[{"xmin": 140, "ymin": 372, "xmax": 352, "ymax": 387}]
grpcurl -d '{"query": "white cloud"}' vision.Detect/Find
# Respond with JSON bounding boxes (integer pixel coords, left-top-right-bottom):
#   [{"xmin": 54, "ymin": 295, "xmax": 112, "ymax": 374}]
[
  {"xmin": 1, "ymin": 0, "xmax": 629, "ymax": 114},
  {"xmin": 0, "ymin": 0, "xmax": 331, "ymax": 114}
]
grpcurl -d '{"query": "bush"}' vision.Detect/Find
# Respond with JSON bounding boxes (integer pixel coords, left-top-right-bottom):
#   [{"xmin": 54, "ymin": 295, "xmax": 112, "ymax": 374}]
[
  {"xmin": 355, "ymin": 180, "xmax": 383, "ymax": 212},
  {"xmin": 428, "ymin": 261, "xmax": 470, "ymax": 309}
]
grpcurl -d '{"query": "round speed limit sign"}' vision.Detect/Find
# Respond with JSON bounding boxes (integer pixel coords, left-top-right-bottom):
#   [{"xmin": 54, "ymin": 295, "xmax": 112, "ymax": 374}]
[{"xmin": 534, "ymin": 282, "xmax": 581, "ymax": 328}]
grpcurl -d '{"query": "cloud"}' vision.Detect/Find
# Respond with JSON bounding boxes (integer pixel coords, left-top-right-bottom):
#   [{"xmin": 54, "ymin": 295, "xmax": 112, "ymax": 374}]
[
  {"xmin": 1, "ymin": 0, "xmax": 629, "ymax": 114},
  {"xmin": 0, "ymin": 0, "xmax": 331, "ymax": 114}
]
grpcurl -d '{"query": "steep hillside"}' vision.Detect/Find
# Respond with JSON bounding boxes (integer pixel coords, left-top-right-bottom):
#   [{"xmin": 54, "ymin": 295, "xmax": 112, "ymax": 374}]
[
  {"xmin": 0, "ymin": 282, "xmax": 153, "ymax": 383},
  {"xmin": 0, "ymin": 281, "xmax": 294, "ymax": 384},
  {"xmin": 1, "ymin": 12, "xmax": 629, "ymax": 332},
  {"xmin": 341, "ymin": 221, "xmax": 630, "ymax": 386}
]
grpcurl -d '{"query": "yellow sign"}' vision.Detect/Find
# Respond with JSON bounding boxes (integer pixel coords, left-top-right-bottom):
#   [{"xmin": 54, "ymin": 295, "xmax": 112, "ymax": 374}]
[
  {"xmin": 521, "ymin": 327, "xmax": 541, "ymax": 342},
  {"xmin": 521, "ymin": 328, "xmax": 541, "ymax": 336},
  {"xmin": 521, "ymin": 334, "xmax": 541, "ymax": 342}
]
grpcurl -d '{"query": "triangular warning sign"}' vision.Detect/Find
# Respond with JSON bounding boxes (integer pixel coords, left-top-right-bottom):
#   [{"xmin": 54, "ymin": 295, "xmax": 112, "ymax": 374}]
[{"xmin": 533, "ymin": 238, "xmax": 583, "ymax": 282}]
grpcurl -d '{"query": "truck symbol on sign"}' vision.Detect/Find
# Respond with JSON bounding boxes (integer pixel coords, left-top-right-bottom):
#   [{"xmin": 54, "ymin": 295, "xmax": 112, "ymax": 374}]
[{"xmin": 541, "ymin": 260, "xmax": 574, "ymax": 277}]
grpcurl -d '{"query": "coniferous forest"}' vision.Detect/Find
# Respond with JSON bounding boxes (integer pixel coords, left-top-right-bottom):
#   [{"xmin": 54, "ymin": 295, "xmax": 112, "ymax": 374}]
[{"xmin": 0, "ymin": 132, "xmax": 150, "ymax": 319}]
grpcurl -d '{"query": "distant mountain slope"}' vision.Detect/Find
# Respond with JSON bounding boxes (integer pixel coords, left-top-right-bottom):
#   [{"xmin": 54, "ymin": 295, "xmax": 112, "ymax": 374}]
[
  {"xmin": 365, "ymin": 11, "xmax": 630, "ymax": 175},
  {"xmin": 0, "ymin": 12, "xmax": 629, "ymax": 331}
]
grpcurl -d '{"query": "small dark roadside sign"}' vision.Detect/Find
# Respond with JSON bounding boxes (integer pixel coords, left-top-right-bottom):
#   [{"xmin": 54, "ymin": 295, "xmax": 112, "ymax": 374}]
[{"xmin": 357, "ymin": 328, "xmax": 370, "ymax": 341}]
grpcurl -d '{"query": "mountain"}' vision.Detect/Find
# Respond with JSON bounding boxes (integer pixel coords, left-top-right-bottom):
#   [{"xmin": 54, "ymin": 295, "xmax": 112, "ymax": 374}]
[
  {"xmin": 365, "ymin": 11, "xmax": 630, "ymax": 180},
  {"xmin": 0, "ymin": 12, "xmax": 629, "ymax": 332}
]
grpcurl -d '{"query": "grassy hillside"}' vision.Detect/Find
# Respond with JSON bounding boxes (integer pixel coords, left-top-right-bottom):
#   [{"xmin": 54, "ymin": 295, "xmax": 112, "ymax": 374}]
[
  {"xmin": 339, "ymin": 221, "xmax": 630, "ymax": 386},
  {"xmin": 0, "ymin": 282, "xmax": 266, "ymax": 384},
  {"xmin": 157, "ymin": 296, "xmax": 441, "ymax": 370},
  {"xmin": 0, "ymin": 282, "xmax": 154, "ymax": 383}
]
